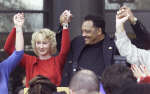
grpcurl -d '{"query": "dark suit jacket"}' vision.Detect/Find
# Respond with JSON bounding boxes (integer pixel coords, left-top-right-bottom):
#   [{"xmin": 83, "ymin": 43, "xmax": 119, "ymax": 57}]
[
  {"xmin": 58, "ymin": 20, "xmax": 150, "ymax": 86},
  {"xmin": 60, "ymin": 34, "xmax": 120, "ymax": 86},
  {"xmin": 131, "ymin": 20, "xmax": 150, "ymax": 49}
]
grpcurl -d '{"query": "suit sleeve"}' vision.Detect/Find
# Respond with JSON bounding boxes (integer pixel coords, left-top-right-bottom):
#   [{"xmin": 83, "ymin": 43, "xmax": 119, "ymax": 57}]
[{"xmin": 131, "ymin": 20, "xmax": 150, "ymax": 49}]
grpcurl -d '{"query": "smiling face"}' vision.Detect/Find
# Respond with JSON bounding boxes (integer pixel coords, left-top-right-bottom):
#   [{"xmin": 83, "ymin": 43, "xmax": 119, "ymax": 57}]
[
  {"xmin": 35, "ymin": 34, "xmax": 51, "ymax": 57},
  {"xmin": 81, "ymin": 20, "xmax": 102, "ymax": 45},
  {"xmin": 31, "ymin": 28, "xmax": 57, "ymax": 57}
]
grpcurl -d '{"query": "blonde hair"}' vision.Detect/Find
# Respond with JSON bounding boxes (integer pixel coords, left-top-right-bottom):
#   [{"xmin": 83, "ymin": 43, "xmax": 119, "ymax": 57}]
[{"xmin": 31, "ymin": 28, "xmax": 57, "ymax": 56}]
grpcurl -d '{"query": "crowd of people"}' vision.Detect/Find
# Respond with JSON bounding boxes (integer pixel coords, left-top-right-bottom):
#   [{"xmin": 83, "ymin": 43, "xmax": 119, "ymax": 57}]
[{"xmin": 0, "ymin": 5, "xmax": 150, "ymax": 94}]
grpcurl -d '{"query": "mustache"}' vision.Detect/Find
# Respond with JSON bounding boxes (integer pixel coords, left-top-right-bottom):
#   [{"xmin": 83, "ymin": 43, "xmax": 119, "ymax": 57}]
[{"xmin": 83, "ymin": 36, "xmax": 90, "ymax": 39}]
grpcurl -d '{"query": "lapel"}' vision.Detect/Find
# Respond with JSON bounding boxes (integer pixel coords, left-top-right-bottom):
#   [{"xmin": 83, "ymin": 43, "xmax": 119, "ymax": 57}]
[
  {"xmin": 72, "ymin": 35, "xmax": 114, "ymax": 68},
  {"xmin": 73, "ymin": 36, "xmax": 86, "ymax": 63},
  {"xmin": 102, "ymin": 35, "xmax": 114, "ymax": 67},
  {"xmin": 71, "ymin": 36, "xmax": 85, "ymax": 73}
]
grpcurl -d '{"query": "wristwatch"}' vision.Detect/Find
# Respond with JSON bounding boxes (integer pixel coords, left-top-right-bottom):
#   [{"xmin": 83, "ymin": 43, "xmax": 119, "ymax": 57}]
[{"xmin": 62, "ymin": 23, "xmax": 68, "ymax": 29}]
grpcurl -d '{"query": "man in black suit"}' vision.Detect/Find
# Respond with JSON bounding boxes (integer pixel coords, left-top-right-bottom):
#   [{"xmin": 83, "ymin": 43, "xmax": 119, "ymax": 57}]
[{"xmin": 60, "ymin": 15, "xmax": 119, "ymax": 86}]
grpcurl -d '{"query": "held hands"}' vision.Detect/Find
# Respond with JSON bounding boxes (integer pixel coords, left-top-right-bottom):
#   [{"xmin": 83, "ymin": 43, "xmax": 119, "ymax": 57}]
[
  {"xmin": 118, "ymin": 6, "xmax": 136, "ymax": 24},
  {"xmin": 14, "ymin": 13, "xmax": 24, "ymax": 28},
  {"xmin": 60, "ymin": 10, "xmax": 72, "ymax": 25},
  {"xmin": 116, "ymin": 9, "xmax": 129, "ymax": 31}
]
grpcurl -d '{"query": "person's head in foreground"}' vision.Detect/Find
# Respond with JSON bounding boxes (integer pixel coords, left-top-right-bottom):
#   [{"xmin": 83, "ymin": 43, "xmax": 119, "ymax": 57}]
[
  {"xmin": 101, "ymin": 63, "xmax": 137, "ymax": 94},
  {"xmin": 27, "ymin": 75, "xmax": 57, "ymax": 94},
  {"xmin": 69, "ymin": 69, "xmax": 100, "ymax": 94}
]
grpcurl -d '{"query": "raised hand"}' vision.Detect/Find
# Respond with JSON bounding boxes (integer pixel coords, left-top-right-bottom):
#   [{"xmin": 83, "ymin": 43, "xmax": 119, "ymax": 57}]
[
  {"xmin": 116, "ymin": 10, "xmax": 129, "ymax": 31},
  {"xmin": 116, "ymin": 11, "xmax": 129, "ymax": 26},
  {"xmin": 131, "ymin": 64, "xmax": 145, "ymax": 79},
  {"xmin": 119, "ymin": 6, "xmax": 136, "ymax": 24},
  {"xmin": 13, "ymin": 13, "xmax": 24, "ymax": 28},
  {"xmin": 60, "ymin": 10, "xmax": 72, "ymax": 25},
  {"xmin": 14, "ymin": 13, "xmax": 24, "ymax": 51},
  {"xmin": 131, "ymin": 64, "xmax": 150, "ymax": 80},
  {"xmin": 139, "ymin": 64, "xmax": 150, "ymax": 77}
]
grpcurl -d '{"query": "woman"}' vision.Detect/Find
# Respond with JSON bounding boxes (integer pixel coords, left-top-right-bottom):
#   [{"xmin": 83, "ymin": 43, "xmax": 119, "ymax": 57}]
[
  {"xmin": 0, "ymin": 13, "xmax": 24, "ymax": 94},
  {"xmin": 4, "ymin": 10, "xmax": 71, "ymax": 87}
]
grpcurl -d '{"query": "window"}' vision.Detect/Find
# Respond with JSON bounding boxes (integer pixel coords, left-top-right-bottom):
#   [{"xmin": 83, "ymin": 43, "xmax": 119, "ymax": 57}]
[
  {"xmin": 105, "ymin": 0, "xmax": 150, "ymax": 10},
  {"xmin": 0, "ymin": 0, "xmax": 53, "ymax": 60}
]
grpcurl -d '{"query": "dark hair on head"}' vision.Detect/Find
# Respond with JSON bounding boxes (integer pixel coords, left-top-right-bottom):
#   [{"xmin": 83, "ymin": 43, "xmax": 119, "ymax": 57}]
[
  {"xmin": 84, "ymin": 15, "xmax": 105, "ymax": 34},
  {"xmin": 101, "ymin": 63, "xmax": 137, "ymax": 94},
  {"xmin": 27, "ymin": 75, "xmax": 57, "ymax": 94}
]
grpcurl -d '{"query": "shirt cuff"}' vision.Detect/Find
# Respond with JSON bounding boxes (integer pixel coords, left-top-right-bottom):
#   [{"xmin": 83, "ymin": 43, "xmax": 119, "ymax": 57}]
[{"xmin": 15, "ymin": 50, "xmax": 24, "ymax": 55}]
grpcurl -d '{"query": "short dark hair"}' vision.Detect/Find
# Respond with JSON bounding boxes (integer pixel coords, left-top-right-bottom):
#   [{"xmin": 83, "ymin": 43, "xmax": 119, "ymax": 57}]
[
  {"xmin": 69, "ymin": 69, "xmax": 99, "ymax": 93},
  {"xmin": 84, "ymin": 15, "xmax": 105, "ymax": 34},
  {"xmin": 28, "ymin": 75, "xmax": 57, "ymax": 94},
  {"xmin": 101, "ymin": 63, "xmax": 137, "ymax": 94}
]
